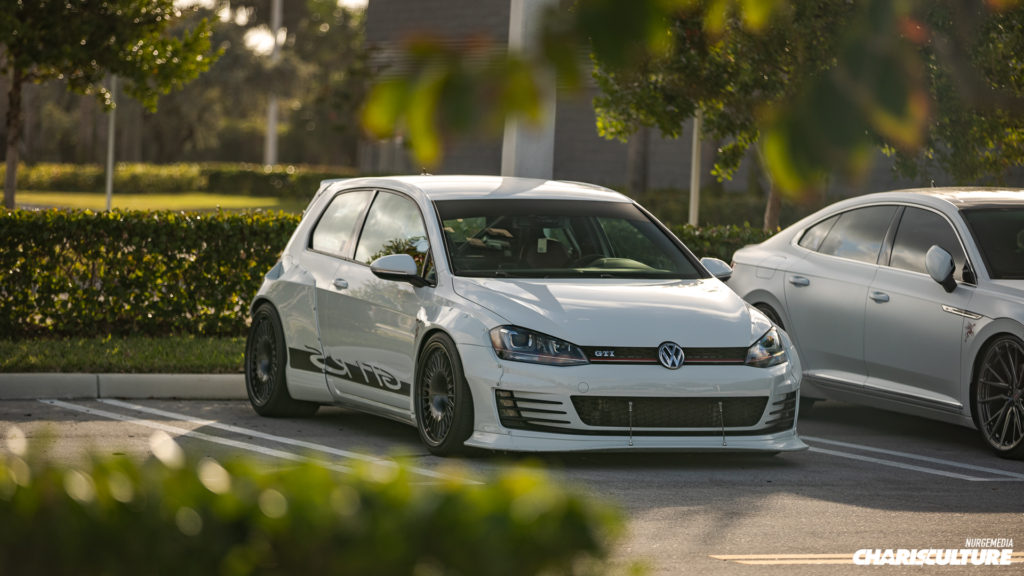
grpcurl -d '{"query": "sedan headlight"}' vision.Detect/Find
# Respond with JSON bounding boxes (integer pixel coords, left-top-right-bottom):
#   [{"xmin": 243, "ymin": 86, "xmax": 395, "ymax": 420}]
[
  {"xmin": 745, "ymin": 327, "xmax": 787, "ymax": 368},
  {"xmin": 489, "ymin": 326, "xmax": 588, "ymax": 366}
]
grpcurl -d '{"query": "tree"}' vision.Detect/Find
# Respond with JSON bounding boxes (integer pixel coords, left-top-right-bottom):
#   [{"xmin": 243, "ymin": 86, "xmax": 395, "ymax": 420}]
[
  {"xmin": 0, "ymin": 0, "xmax": 217, "ymax": 209},
  {"xmin": 592, "ymin": 1, "xmax": 853, "ymax": 230},
  {"xmin": 361, "ymin": 0, "xmax": 1024, "ymax": 205},
  {"xmin": 281, "ymin": 0, "xmax": 371, "ymax": 166},
  {"xmin": 886, "ymin": 2, "xmax": 1024, "ymax": 184}
]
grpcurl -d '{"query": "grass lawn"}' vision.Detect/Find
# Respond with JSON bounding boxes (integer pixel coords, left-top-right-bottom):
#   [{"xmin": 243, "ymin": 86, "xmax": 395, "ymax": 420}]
[
  {"xmin": 16, "ymin": 191, "xmax": 308, "ymax": 213},
  {"xmin": 0, "ymin": 337, "xmax": 245, "ymax": 374}
]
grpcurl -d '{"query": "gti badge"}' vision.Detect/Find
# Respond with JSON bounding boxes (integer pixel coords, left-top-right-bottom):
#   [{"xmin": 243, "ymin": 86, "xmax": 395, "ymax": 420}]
[
  {"xmin": 657, "ymin": 342, "xmax": 685, "ymax": 369},
  {"xmin": 593, "ymin": 350, "xmax": 616, "ymax": 358}
]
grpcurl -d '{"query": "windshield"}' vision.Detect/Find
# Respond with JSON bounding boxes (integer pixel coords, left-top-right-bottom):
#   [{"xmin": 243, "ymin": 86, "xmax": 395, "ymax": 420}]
[
  {"xmin": 434, "ymin": 199, "xmax": 704, "ymax": 279},
  {"xmin": 962, "ymin": 206, "xmax": 1024, "ymax": 280}
]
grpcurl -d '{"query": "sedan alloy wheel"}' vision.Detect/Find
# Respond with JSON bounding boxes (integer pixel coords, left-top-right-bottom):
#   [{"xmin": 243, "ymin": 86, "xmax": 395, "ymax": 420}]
[{"xmin": 974, "ymin": 335, "xmax": 1024, "ymax": 459}]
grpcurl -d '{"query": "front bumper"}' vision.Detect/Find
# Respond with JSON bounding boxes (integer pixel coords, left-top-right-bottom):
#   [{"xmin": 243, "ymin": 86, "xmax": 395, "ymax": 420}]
[{"xmin": 458, "ymin": 344, "xmax": 807, "ymax": 453}]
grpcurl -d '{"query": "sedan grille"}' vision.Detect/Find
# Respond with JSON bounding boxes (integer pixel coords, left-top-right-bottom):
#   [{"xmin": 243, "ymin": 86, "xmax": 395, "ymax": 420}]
[{"xmin": 571, "ymin": 396, "xmax": 768, "ymax": 428}]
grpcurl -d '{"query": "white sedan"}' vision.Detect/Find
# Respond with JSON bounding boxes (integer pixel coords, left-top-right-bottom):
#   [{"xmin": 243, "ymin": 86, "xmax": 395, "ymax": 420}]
[
  {"xmin": 729, "ymin": 188, "xmax": 1024, "ymax": 459},
  {"xmin": 244, "ymin": 176, "xmax": 805, "ymax": 455}
]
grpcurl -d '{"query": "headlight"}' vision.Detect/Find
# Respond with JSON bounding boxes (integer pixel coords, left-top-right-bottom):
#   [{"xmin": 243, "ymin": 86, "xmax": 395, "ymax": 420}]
[
  {"xmin": 745, "ymin": 327, "xmax": 787, "ymax": 368},
  {"xmin": 489, "ymin": 326, "xmax": 588, "ymax": 366}
]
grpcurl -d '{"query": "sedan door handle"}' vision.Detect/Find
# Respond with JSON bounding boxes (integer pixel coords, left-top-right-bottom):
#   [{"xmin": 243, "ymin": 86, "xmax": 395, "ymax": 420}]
[
  {"xmin": 788, "ymin": 275, "xmax": 810, "ymax": 287},
  {"xmin": 869, "ymin": 291, "xmax": 890, "ymax": 303},
  {"xmin": 332, "ymin": 278, "xmax": 349, "ymax": 290}
]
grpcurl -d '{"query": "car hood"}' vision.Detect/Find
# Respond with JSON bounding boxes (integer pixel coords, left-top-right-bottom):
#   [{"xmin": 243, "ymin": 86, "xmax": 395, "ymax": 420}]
[{"xmin": 452, "ymin": 277, "xmax": 758, "ymax": 347}]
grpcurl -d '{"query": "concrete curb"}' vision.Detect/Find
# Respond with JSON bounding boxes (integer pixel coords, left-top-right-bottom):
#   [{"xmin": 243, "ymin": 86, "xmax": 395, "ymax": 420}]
[{"xmin": 0, "ymin": 373, "xmax": 246, "ymax": 400}]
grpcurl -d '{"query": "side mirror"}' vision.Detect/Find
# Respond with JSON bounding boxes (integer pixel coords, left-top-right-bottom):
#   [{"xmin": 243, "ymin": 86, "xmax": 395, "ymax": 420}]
[
  {"xmin": 925, "ymin": 245, "xmax": 956, "ymax": 293},
  {"xmin": 371, "ymin": 253, "xmax": 426, "ymax": 286},
  {"xmin": 700, "ymin": 257, "xmax": 733, "ymax": 282}
]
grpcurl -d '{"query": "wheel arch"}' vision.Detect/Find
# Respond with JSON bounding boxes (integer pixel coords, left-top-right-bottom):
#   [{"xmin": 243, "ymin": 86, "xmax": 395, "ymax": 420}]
[
  {"xmin": 968, "ymin": 328, "xmax": 1024, "ymax": 429},
  {"xmin": 250, "ymin": 295, "xmax": 274, "ymax": 318},
  {"xmin": 745, "ymin": 289, "xmax": 790, "ymax": 330},
  {"xmin": 414, "ymin": 327, "xmax": 455, "ymax": 380}
]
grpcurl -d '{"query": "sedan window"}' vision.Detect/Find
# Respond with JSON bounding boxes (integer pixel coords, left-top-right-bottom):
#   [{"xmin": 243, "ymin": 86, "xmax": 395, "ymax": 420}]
[
  {"xmin": 816, "ymin": 205, "xmax": 898, "ymax": 264},
  {"xmin": 310, "ymin": 190, "xmax": 373, "ymax": 256},
  {"xmin": 354, "ymin": 192, "xmax": 430, "ymax": 273},
  {"xmin": 797, "ymin": 215, "xmax": 839, "ymax": 251},
  {"xmin": 962, "ymin": 206, "xmax": 1024, "ymax": 279},
  {"xmin": 890, "ymin": 207, "xmax": 968, "ymax": 280}
]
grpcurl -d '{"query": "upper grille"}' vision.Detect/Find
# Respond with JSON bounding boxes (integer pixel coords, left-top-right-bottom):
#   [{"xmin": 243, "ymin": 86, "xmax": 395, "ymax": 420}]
[
  {"xmin": 581, "ymin": 346, "xmax": 747, "ymax": 365},
  {"xmin": 571, "ymin": 396, "xmax": 768, "ymax": 428}
]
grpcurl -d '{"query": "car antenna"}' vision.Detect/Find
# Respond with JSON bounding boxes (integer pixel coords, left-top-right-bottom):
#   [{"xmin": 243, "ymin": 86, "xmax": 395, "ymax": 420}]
[{"xmin": 421, "ymin": 168, "xmax": 432, "ymax": 176}]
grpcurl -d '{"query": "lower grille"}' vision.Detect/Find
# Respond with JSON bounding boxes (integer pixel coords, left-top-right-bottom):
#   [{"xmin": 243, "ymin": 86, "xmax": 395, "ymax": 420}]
[
  {"xmin": 763, "ymin": 391, "xmax": 797, "ymax": 432},
  {"xmin": 571, "ymin": 396, "xmax": 768, "ymax": 428},
  {"xmin": 495, "ymin": 390, "xmax": 571, "ymax": 430}
]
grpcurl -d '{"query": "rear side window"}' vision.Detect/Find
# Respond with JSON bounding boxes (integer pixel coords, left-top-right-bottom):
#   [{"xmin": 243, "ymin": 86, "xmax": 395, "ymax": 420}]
[
  {"xmin": 816, "ymin": 205, "xmax": 898, "ymax": 264},
  {"xmin": 311, "ymin": 190, "xmax": 373, "ymax": 256},
  {"xmin": 889, "ymin": 207, "xmax": 968, "ymax": 280}
]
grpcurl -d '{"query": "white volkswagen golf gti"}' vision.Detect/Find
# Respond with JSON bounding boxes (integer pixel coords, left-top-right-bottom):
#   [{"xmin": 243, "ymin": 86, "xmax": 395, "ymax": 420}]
[{"xmin": 244, "ymin": 176, "xmax": 804, "ymax": 455}]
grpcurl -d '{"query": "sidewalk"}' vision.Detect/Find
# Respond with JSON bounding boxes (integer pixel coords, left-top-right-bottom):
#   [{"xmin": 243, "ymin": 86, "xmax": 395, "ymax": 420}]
[{"xmin": 0, "ymin": 373, "xmax": 246, "ymax": 400}]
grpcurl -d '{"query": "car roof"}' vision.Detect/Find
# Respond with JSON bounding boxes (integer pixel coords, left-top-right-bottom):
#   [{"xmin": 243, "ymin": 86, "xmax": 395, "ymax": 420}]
[
  {"xmin": 320, "ymin": 175, "xmax": 632, "ymax": 203},
  {"xmin": 862, "ymin": 187, "xmax": 1024, "ymax": 210}
]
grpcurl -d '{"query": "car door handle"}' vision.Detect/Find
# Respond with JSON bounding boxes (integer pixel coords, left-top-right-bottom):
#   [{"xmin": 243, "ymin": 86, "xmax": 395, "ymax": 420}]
[
  {"xmin": 869, "ymin": 291, "xmax": 890, "ymax": 303},
  {"xmin": 332, "ymin": 278, "xmax": 349, "ymax": 290},
  {"xmin": 788, "ymin": 275, "xmax": 810, "ymax": 287}
]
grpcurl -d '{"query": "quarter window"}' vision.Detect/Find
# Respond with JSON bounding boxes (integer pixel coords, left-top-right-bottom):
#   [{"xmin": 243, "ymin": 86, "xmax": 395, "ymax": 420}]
[
  {"xmin": 816, "ymin": 205, "xmax": 898, "ymax": 264},
  {"xmin": 890, "ymin": 207, "xmax": 967, "ymax": 280},
  {"xmin": 354, "ymin": 192, "xmax": 430, "ymax": 273},
  {"xmin": 798, "ymin": 215, "xmax": 839, "ymax": 251},
  {"xmin": 310, "ymin": 190, "xmax": 373, "ymax": 256}
]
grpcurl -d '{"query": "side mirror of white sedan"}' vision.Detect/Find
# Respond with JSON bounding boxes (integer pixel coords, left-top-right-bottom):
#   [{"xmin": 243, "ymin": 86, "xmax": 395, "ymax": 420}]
[
  {"xmin": 925, "ymin": 245, "xmax": 957, "ymax": 293},
  {"xmin": 700, "ymin": 257, "xmax": 733, "ymax": 282},
  {"xmin": 371, "ymin": 253, "xmax": 426, "ymax": 286}
]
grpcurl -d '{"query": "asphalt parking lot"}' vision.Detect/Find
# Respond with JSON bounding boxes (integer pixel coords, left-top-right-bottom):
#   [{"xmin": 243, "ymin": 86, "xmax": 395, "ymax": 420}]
[{"xmin": 2, "ymin": 397, "xmax": 1023, "ymax": 575}]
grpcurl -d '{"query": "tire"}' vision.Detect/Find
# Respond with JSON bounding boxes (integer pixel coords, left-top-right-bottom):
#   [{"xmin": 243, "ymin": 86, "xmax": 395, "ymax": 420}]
[
  {"xmin": 245, "ymin": 303, "xmax": 319, "ymax": 418},
  {"xmin": 973, "ymin": 335, "xmax": 1024, "ymax": 459},
  {"xmin": 415, "ymin": 333, "xmax": 474, "ymax": 456}
]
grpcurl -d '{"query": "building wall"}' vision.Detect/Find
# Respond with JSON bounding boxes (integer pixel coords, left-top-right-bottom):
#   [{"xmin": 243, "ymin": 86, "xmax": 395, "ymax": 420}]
[{"xmin": 361, "ymin": 0, "xmax": 1024, "ymax": 197}]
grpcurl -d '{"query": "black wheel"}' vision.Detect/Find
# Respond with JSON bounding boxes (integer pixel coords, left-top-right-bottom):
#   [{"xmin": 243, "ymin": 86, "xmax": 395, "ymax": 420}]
[
  {"xmin": 415, "ymin": 333, "xmax": 474, "ymax": 456},
  {"xmin": 973, "ymin": 335, "xmax": 1024, "ymax": 459},
  {"xmin": 245, "ymin": 303, "xmax": 319, "ymax": 417},
  {"xmin": 755, "ymin": 303, "xmax": 784, "ymax": 329}
]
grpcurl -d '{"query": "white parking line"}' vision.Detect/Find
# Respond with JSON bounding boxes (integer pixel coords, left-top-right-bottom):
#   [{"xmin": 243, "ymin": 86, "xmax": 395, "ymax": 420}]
[
  {"xmin": 803, "ymin": 435, "xmax": 1024, "ymax": 480},
  {"xmin": 47, "ymin": 399, "xmax": 477, "ymax": 484},
  {"xmin": 806, "ymin": 446, "xmax": 994, "ymax": 481},
  {"xmin": 42, "ymin": 399, "xmax": 350, "ymax": 473}
]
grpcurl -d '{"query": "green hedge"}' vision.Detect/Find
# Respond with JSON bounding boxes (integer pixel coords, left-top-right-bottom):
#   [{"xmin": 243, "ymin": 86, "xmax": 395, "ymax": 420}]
[
  {"xmin": 629, "ymin": 188, "xmax": 822, "ymax": 229},
  {"xmin": 1, "ymin": 209, "xmax": 772, "ymax": 339},
  {"xmin": 0, "ymin": 437, "xmax": 620, "ymax": 575},
  {"xmin": 0, "ymin": 209, "xmax": 301, "ymax": 338},
  {"xmin": 0, "ymin": 163, "xmax": 358, "ymax": 198},
  {"xmin": 671, "ymin": 223, "xmax": 774, "ymax": 262}
]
